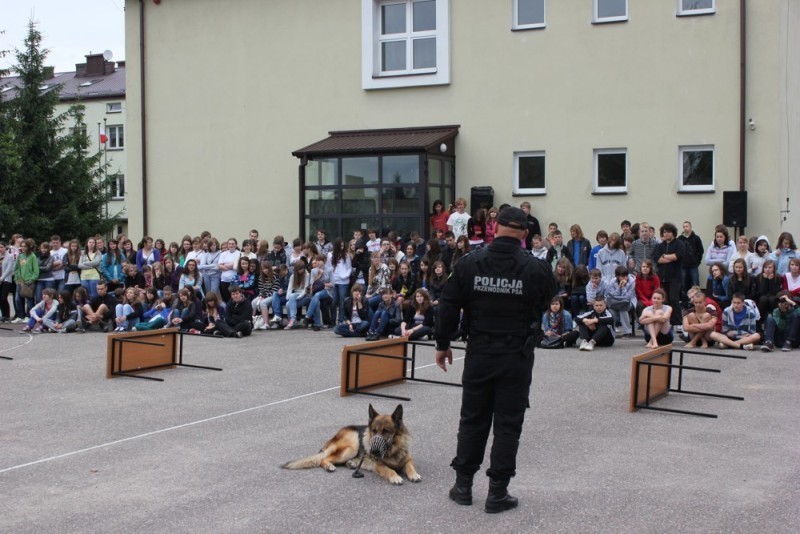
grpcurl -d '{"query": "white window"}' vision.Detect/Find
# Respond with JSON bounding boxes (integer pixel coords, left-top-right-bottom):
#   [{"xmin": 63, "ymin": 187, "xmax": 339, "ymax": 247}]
[
  {"xmin": 513, "ymin": 0, "xmax": 545, "ymax": 30},
  {"xmin": 593, "ymin": 0, "xmax": 628, "ymax": 23},
  {"xmin": 107, "ymin": 125, "xmax": 124, "ymax": 149},
  {"xmin": 110, "ymin": 174, "xmax": 125, "ymax": 199},
  {"xmin": 678, "ymin": 145, "xmax": 714, "ymax": 192},
  {"xmin": 593, "ymin": 148, "xmax": 627, "ymax": 194},
  {"xmin": 677, "ymin": 0, "xmax": 715, "ymax": 16},
  {"xmin": 362, "ymin": 0, "xmax": 450, "ymax": 89},
  {"xmin": 513, "ymin": 152, "xmax": 546, "ymax": 195},
  {"xmin": 106, "ymin": 102, "xmax": 122, "ymax": 113}
]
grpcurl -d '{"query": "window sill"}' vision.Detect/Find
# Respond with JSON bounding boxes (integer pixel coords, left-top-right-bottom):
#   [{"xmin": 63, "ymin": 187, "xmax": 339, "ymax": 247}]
[
  {"xmin": 511, "ymin": 192, "xmax": 546, "ymax": 197},
  {"xmin": 676, "ymin": 11, "xmax": 715, "ymax": 18},
  {"xmin": 511, "ymin": 25, "xmax": 546, "ymax": 32},
  {"xmin": 372, "ymin": 68, "xmax": 438, "ymax": 79},
  {"xmin": 106, "ymin": 147, "xmax": 125, "ymax": 151},
  {"xmin": 591, "ymin": 18, "xmax": 628, "ymax": 25},
  {"xmin": 677, "ymin": 189, "xmax": 716, "ymax": 194},
  {"xmin": 591, "ymin": 191, "xmax": 628, "ymax": 196}
]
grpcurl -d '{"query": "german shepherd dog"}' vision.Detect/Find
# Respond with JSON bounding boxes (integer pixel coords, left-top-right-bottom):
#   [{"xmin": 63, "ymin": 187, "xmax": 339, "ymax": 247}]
[{"xmin": 281, "ymin": 404, "xmax": 421, "ymax": 485}]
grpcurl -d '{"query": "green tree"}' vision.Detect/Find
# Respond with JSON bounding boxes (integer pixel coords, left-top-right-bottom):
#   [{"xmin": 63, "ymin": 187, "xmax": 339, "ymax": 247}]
[{"xmin": 1, "ymin": 20, "xmax": 115, "ymax": 242}]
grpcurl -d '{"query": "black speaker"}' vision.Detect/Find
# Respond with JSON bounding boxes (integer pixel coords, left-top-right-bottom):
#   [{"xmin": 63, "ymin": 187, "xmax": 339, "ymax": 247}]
[
  {"xmin": 723, "ymin": 191, "xmax": 747, "ymax": 228},
  {"xmin": 470, "ymin": 186, "xmax": 494, "ymax": 212}
]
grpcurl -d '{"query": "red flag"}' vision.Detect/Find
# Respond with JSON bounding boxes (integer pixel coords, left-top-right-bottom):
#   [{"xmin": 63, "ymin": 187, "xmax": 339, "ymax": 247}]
[{"xmin": 99, "ymin": 125, "xmax": 108, "ymax": 145}]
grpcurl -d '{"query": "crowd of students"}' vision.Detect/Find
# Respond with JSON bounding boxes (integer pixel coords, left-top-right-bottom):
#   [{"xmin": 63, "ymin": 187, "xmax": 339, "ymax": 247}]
[{"xmin": 1, "ymin": 199, "xmax": 798, "ymax": 351}]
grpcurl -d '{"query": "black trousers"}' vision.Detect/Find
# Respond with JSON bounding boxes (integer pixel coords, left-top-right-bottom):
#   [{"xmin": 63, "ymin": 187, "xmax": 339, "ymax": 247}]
[
  {"xmin": 451, "ymin": 350, "xmax": 534, "ymax": 481},
  {"xmin": 578, "ymin": 323, "xmax": 614, "ymax": 346},
  {"xmin": 214, "ymin": 319, "xmax": 252, "ymax": 337},
  {"xmin": 661, "ymin": 279, "xmax": 683, "ymax": 326}
]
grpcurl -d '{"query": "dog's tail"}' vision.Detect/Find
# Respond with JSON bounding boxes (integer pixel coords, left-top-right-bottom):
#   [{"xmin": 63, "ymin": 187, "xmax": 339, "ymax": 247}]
[{"xmin": 281, "ymin": 445, "xmax": 334, "ymax": 470}]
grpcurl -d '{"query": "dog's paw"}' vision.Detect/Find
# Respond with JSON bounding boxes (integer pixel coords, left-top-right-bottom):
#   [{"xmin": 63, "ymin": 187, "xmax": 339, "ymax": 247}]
[
  {"xmin": 389, "ymin": 474, "xmax": 403, "ymax": 485},
  {"xmin": 346, "ymin": 459, "xmax": 359, "ymax": 469},
  {"xmin": 323, "ymin": 464, "xmax": 336, "ymax": 472},
  {"xmin": 407, "ymin": 473, "xmax": 421, "ymax": 483}
]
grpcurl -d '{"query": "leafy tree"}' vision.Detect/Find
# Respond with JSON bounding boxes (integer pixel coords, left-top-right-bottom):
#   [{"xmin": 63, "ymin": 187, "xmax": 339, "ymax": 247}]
[{"xmin": 1, "ymin": 20, "xmax": 115, "ymax": 242}]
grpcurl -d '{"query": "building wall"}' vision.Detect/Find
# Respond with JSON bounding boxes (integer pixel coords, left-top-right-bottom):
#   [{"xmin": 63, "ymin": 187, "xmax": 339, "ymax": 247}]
[{"xmin": 124, "ymin": 0, "xmax": 795, "ymax": 246}]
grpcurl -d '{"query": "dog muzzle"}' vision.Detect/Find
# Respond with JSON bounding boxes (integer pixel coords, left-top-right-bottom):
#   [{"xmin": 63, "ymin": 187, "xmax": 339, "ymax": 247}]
[{"xmin": 369, "ymin": 435, "xmax": 389, "ymax": 458}]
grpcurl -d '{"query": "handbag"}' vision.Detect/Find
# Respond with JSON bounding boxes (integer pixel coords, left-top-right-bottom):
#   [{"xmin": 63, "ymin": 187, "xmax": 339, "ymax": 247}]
[
  {"xmin": 539, "ymin": 334, "xmax": 564, "ymax": 349},
  {"xmin": 19, "ymin": 281, "xmax": 35, "ymax": 298}
]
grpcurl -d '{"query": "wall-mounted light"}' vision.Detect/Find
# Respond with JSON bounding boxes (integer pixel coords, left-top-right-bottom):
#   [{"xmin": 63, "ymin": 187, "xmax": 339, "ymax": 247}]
[{"xmin": 439, "ymin": 143, "xmax": 447, "ymax": 153}]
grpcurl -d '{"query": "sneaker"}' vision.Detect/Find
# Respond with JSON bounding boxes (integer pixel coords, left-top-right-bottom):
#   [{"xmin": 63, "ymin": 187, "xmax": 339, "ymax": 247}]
[
  {"xmin": 742, "ymin": 343, "xmax": 754, "ymax": 351},
  {"xmin": 781, "ymin": 342, "xmax": 792, "ymax": 352},
  {"xmin": 236, "ymin": 331, "xmax": 243, "ymax": 338},
  {"xmin": 312, "ymin": 324, "xmax": 321, "ymax": 332},
  {"xmin": 269, "ymin": 316, "xmax": 281, "ymax": 324},
  {"xmin": 285, "ymin": 319, "xmax": 295, "ymax": 330},
  {"xmin": 586, "ymin": 340, "xmax": 595, "ymax": 351},
  {"xmin": 760, "ymin": 342, "xmax": 774, "ymax": 352},
  {"xmin": 213, "ymin": 331, "xmax": 224, "ymax": 337},
  {"xmin": 269, "ymin": 323, "xmax": 279, "ymax": 330},
  {"xmin": 20, "ymin": 327, "xmax": 30, "ymax": 334},
  {"xmin": 579, "ymin": 340, "xmax": 589, "ymax": 351},
  {"xmin": 31, "ymin": 328, "xmax": 42, "ymax": 334},
  {"xmin": 130, "ymin": 327, "xmax": 136, "ymax": 332},
  {"xmin": 12, "ymin": 317, "xmax": 25, "ymax": 324}
]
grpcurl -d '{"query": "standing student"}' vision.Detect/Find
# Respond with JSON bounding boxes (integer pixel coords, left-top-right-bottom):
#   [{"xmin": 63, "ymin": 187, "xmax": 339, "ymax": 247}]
[
  {"xmin": 328, "ymin": 238, "xmax": 352, "ymax": 325},
  {"xmin": 78, "ymin": 237, "xmax": 102, "ymax": 298},
  {"xmin": 678, "ymin": 221, "xmax": 704, "ymax": 301},
  {"xmin": 49, "ymin": 235, "xmax": 68, "ymax": 294},
  {"xmin": 446, "ymin": 197, "xmax": 471, "ymax": 239},
  {"xmin": 101, "ymin": 239, "xmax": 124, "ymax": 292},
  {"xmin": 199, "ymin": 237, "xmax": 222, "ymax": 296},
  {"xmin": 136, "ymin": 237, "xmax": 161, "ymax": 272},
  {"xmin": 14, "ymin": 239, "xmax": 39, "ymax": 322},
  {"xmin": 35, "ymin": 241, "xmax": 55, "ymax": 302},
  {"xmin": 0, "ymin": 242, "xmax": 15, "ymax": 322},
  {"xmin": 218, "ymin": 238, "xmax": 241, "ymax": 302},
  {"xmin": 653, "ymin": 222, "xmax": 685, "ymax": 326}
]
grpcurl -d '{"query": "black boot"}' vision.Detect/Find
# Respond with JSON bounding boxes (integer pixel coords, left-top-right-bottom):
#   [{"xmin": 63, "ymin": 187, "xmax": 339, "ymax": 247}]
[
  {"xmin": 448, "ymin": 472, "xmax": 473, "ymax": 506},
  {"xmin": 485, "ymin": 478, "xmax": 518, "ymax": 514}
]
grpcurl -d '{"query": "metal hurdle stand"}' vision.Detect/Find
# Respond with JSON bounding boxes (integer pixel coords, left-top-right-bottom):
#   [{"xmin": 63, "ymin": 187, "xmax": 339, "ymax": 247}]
[
  {"xmin": 109, "ymin": 329, "xmax": 222, "ymax": 382},
  {"xmin": 343, "ymin": 340, "xmax": 464, "ymax": 401},
  {"xmin": 632, "ymin": 347, "xmax": 746, "ymax": 419},
  {"xmin": 0, "ymin": 326, "xmax": 15, "ymax": 360}
]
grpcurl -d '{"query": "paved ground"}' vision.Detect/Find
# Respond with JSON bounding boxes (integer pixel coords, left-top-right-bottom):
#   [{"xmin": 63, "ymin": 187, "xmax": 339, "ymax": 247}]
[{"xmin": 0, "ymin": 324, "xmax": 798, "ymax": 533}]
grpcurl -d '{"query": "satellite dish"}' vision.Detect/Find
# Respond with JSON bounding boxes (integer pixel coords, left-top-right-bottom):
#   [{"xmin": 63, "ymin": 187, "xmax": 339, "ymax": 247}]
[{"xmin": 103, "ymin": 50, "xmax": 113, "ymax": 61}]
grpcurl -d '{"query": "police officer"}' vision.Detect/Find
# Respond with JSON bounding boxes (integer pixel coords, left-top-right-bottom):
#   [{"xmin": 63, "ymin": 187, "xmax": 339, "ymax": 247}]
[{"xmin": 435, "ymin": 206, "xmax": 555, "ymax": 514}]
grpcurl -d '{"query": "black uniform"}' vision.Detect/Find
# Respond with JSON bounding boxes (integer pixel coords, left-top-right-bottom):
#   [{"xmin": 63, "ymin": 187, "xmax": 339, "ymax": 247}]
[{"xmin": 435, "ymin": 236, "xmax": 555, "ymax": 481}]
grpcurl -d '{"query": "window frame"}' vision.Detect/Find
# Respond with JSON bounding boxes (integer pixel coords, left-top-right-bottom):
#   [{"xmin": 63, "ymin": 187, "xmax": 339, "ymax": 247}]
[
  {"xmin": 513, "ymin": 151, "xmax": 546, "ymax": 195},
  {"xmin": 676, "ymin": 0, "xmax": 715, "ymax": 17},
  {"xmin": 678, "ymin": 144, "xmax": 715, "ymax": 193},
  {"xmin": 593, "ymin": 148, "xmax": 628, "ymax": 194},
  {"xmin": 592, "ymin": 0, "xmax": 628, "ymax": 24},
  {"xmin": 362, "ymin": 0, "xmax": 450, "ymax": 90},
  {"xmin": 110, "ymin": 174, "xmax": 125, "ymax": 200},
  {"xmin": 106, "ymin": 102, "xmax": 122, "ymax": 113},
  {"xmin": 107, "ymin": 125, "xmax": 124, "ymax": 150},
  {"xmin": 512, "ymin": 0, "xmax": 546, "ymax": 30}
]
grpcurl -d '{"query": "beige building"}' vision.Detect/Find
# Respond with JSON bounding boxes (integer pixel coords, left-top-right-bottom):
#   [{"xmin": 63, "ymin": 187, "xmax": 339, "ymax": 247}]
[{"xmin": 124, "ymin": 0, "xmax": 799, "ymax": 246}]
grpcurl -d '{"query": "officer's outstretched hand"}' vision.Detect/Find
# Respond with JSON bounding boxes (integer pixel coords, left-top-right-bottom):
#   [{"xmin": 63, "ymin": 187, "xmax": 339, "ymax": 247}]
[{"xmin": 435, "ymin": 349, "xmax": 453, "ymax": 372}]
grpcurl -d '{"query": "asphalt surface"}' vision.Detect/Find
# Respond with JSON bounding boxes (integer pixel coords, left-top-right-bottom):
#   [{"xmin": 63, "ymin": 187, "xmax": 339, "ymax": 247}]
[{"xmin": 0, "ymin": 325, "xmax": 798, "ymax": 533}]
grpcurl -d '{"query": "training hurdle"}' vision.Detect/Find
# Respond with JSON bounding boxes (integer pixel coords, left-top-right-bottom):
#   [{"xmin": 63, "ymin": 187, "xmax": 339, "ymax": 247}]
[
  {"xmin": 341, "ymin": 338, "xmax": 462, "ymax": 401},
  {"xmin": 630, "ymin": 345, "xmax": 746, "ymax": 418},
  {"xmin": 106, "ymin": 328, "xmax": 222, "ymax": 381}
]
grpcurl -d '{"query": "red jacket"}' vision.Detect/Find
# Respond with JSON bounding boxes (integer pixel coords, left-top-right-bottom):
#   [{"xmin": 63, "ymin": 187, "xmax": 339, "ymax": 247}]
[{"xmin": 635, "ymin": 274, "xmax": 661, "ymax": 307}]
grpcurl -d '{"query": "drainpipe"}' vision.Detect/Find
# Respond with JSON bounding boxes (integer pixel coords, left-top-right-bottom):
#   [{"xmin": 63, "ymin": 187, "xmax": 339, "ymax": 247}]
[
  {"xmin": 298, "ymin": 156, "xmax": 308, "ymax": 239},
  {"xmin": 139, "ymin": 0, "xmax": 149, "ymax": 236},
  {"xmin": 739, "ymin": 0, "xmax": 746, "ymax": 195}
]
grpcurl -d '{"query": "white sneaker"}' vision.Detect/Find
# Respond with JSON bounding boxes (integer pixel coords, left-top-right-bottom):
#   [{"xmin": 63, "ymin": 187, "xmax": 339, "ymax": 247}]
[
  {"xmin": 742, "ymin": 343, "xmax": 754, "ymax": 351},
  {"xmin": 12, "ymin": 317, "xmax": 25, "ymax": 324},
  {"xmin": 586, "ymin": 340, "xmax": 595, "ymax": 351},
  {"xmin": 579, "ymin": 340, "xmax": 589, "ymax": 351}
]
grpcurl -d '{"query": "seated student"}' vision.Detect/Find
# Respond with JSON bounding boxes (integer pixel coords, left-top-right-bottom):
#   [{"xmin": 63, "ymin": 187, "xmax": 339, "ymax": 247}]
[
  {"xmin": 586, "ymin": 268, "xmax": 606, "ymax": 307},
  {"xmin": 192, "ymin": 291, "xmax": 226, "ymax": 335},
  {"xmin": 212, "ymin": 285, "xmax": 253, "ymax": 338},
  {"xmin": 709, "ymin": 293, "xmax": 762, "ymax": 350},
  {"xmin": 365, "ymin": 288, "xmax": 400, "ymax": 341},
  {"xmin": 605, "ymin": 266, "xmax": 636, "ymax": 336},
  {"xmin": 782, "ymin": 257, "xmax": 800, "ymax": 301},
  {"xmin": 304, "ymin": 254, "xmax": 333, "ymax": 331},
  {"xmin": 391, "ymin": 260, "xmax": 416, "ymax": 309},
  {"xmin": 334, "ymin": 284, "xmax": 371, "ymax": 338},
  {"xmin": 49, "ymin": 290, "xmax": 80, "ymax": 333},
  {"xmin": 365, "ymin": 252, "xmax": 391, "ymax": 311},
  {"xmin": 635, "ymin": 259, "xmax": 661, "ymax": 319},
  {"xmin": 268, "ymin": 264, "xmax": 290, "ymax": 327},
  {"xmin": 554, "ymin": 258, "xmax": 573, "ymax": 300},
  {"xmin": 682, "ymin": 289, "xmax": 718, "ymax": 348},
  {"xmin": 427, "ymin": 260, "xmax": 448, "ymax": 307},
  {"xmin": 752, "ymin": 259, "xmax": 782, "ymax": 321},
  {"xmin": 541, "ymin": 296, "xmax": 578, "ymax": 348},
  {"xmin": 169, "ymin": 288, "xmax": 197, "ymax": 332},
  {"xmin": 113, "ymin": 287, "xmax": 144, "ymax": 332},
  {"xmin": 282, "ymin": 261, "xmax": 311, "ymax": 330},
  {"xmin": 22, "ymin": 288, "xmax": 58, "ymax": 333},
  {"xmin": 760, "ymin": 291, "xmax": 799, "ymax": 352},
  {"xmin": 132, "ymin": 298, "xmax": 171, "ymax": 331},
  {"xmin": 530, "ymin": 234, "xmax": 549, "ymax": 260},
  {"xmin": 393, "ymin": 288, "xmax": 435, "ymax": 341},
  {"xmin": 566, "ymin": 265, "xmax": 589, "ymax": 317},
  {"xmin": 81, "ymin": 281, "xmax": 118, "ymax": 332},
  {"xmin": 638, "ymin": 288, "xmax": 673, "ymax": 349},
  {"xmin": 123, "ymin": 262, "xmax": 146, "ymax": 289},
  {"xmin": 709, "ymin": 263, "xmax": 731, "ymax": 308},
  {"xmin": 574, "ymin": 296, "xmax": 615, "ymax": 351},
  {"xmin": 252, "ymin": 260, "xmax": 277, "ymax": 330},
  {"xmin": 727, "ymin": 258, "xmax": 754, "ymax": 301}
]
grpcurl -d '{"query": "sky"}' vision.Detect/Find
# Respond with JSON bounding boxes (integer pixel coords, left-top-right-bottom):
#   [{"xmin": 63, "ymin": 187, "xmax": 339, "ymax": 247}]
[{"xmin": 1, "ymin": 0, "xmax": 125, "ymax": 75}]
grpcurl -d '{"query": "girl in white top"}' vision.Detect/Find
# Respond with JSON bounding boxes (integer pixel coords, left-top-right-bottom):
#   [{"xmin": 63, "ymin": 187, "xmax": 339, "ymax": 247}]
[
  {"xmin": 639, "ymin": 288, "xmax": 673, "ymax": 349},
  {"xmin": 218, "ymin": 238, "xmax": 241, "ymax": 301},
  {"xmin": 728, "ymin": 235, "xmax": 757, "ymax": 276},
  {"xmin": 446, "ymin": 197, "xmax": 471, "ymax": 239}
]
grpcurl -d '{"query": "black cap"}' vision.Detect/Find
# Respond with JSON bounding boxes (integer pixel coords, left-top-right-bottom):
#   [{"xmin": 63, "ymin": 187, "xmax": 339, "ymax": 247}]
[{"xmin": 497, "ymin": 207, "xmax": 527, "ymax": 230}]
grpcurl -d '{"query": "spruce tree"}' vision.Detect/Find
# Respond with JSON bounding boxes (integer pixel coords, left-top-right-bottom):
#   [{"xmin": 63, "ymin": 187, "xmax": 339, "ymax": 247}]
[{"xmin": 1, "ymin": 20, "xmax": 115, "ymax": 242}]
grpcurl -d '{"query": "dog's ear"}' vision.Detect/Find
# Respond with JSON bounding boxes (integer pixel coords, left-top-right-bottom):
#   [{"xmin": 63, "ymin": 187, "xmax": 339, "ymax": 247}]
[
  {"xmin": 392, "ymin": 404, "xmax": 403, "ymax": 424},
  {"xmin": 368, "ymin": 404, "xmax": 377, "ymax": 421}
]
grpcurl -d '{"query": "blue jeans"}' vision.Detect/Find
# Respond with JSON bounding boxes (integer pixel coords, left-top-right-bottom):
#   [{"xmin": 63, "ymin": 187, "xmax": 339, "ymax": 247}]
[
  {"xmin": 15, "ymin": 288, "xmax": 34, "ymax": 319},
  {"xmin": 763, "ymin": 314, "xmax": 800, "ymax": 347},
  {"xmin": 332, "ymin": 284, "xmax": 350, "ymax": 324},
  {"xmin": 204, "ymin": 273, "xmax": 221, "ymax": 297},
  {"xmin": 288, "ymin": 293, "xmax": 310, "ymax": 320},
  {"xmin": 369, "ymin": 308, "xmax": 394, "ymax": 335},
  {"xmin": 305, "ymin": 291, "xmax": 332, "ymax": 326},
  {"xmin": 81, "ymin": 279, "xmax": 99, "ymax": 299},
  {"xmin": 115, "ymin": 303, "xmax": 134, "ymax": 330},
  {"xmin": 334, "ymin": 321, "xmax": 369, "ymax": 337},
  {"xmin": 368, "ymin": 294, "xmax": 382, "ymax": 311}
]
